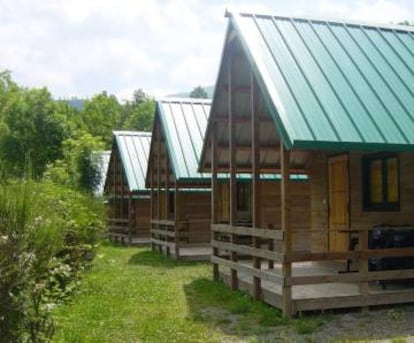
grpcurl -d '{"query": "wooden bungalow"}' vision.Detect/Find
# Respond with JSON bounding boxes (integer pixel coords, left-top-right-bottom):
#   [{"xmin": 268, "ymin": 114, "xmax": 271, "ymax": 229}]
[
  {"xmin": 105, "ymin": 131, "xmax": 151, "ymax": 245},
  {"xmin": 199, "ymin": 11, "xmax": 414, "ymax": 316},
  {"xmin": 146, "ymin": 98, "xmax": 212, "ymax": 261}
]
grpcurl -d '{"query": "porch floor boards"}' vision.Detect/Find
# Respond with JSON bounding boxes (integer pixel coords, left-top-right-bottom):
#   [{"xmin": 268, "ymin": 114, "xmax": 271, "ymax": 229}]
[
  {"xmin": 218, "ymin": 260, "xmax": 414, "ymax": 312},
  {"xmin": 157, "ymin": 245, "xmax": 211, "ymax": 261},
  {"xmin": 108, "ymin": 234, "xmax": 151, "ymax": 246}
]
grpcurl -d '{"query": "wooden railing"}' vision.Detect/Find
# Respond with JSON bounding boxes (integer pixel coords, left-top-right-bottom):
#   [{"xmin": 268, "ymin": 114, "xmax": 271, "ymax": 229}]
[
  {"xmin": 107, "ymin": 218, "xmax": 128, "ymax": 233},
  {"xmin": 211, "ymin": 224, "xmax": 414, "ymax": 314}
]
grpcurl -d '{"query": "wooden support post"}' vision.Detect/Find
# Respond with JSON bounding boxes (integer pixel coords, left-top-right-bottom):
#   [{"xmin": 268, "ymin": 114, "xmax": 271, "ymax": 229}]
[
  {"xmin": 359, "ymin": 229, "xmax": 369, "ymax": 311},
  {"xmin": 228, "ymin": 53, "xmax": 238, "ymax": 291},
  {"xmin": 281, "ymin": 141, "xmax": 292, "ymax": 317},
  {"xmin": 157, "ymin": 130, "xmax": 162, "ymax": 254},
  {"xmin": 211, "ymin": 122, "xmax": 220, "ymax": 281},
  {"xmin": 150, "ymin": 163, "xmax": 155, "ymax": 252},
  {"xmin": 251, "ymin": 69, "xmax": 261, "ymax": 300},
  {"xmin": 174, "ymin": 183, "xmax": 180, "ymax": 258},
  {"xmin": 165, "ymin": 154, "xmax": 170, "ymax": 256},
  {"xmin": 120, "ymin": 162, "xmax": 125, "ymax": 245},
  {"xmin": 268, "ymin": 224, "xmax": 274, "ymax": 270},
  {"xmin": 128, "ymin": 193, "xmax": 132, "ymax": 244}
]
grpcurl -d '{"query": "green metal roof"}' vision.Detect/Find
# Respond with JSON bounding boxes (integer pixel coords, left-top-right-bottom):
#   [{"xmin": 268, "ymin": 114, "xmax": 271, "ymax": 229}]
[
  {"xmin": 113, "ymin": 131, "xmax": 151, "ymax": 192},
  {"xmin": 156, "ymin": 98, "xmax": 211, "ymax": 181},
  {"xmin": 226, "ymin": 11, "xmax": 414, "ymax": 151}
]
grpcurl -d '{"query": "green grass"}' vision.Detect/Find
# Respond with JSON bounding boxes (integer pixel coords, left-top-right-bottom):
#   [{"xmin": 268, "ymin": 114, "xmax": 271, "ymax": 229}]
[{"xmin": 52, "ymin": 244, "xmax": 326, "ymax": 342}]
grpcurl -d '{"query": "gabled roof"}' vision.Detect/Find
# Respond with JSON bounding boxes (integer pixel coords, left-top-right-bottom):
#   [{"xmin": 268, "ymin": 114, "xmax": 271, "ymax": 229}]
[
  {"xmin": 113, "ymin": 131, "xmax": 151, "ymax": 192},
  {"xmin": 151, "ymin": 98, "xmax": 211, "ymax": 182},
  {"xmin": 206, "ymin": 11, "xmax": 414, "ymax": 154}
]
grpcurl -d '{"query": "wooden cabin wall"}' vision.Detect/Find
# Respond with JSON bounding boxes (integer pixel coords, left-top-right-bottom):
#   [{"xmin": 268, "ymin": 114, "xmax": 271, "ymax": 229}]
[
  {"xmin": 130, "ymin": 198, "xmax": 151, "ymax": 237},
  {"xmin": 309, "ymin": 152, "xmax": 329, "ymax": 252},
  {"xmin": 218, "ymin": 180, "xmax": 311, "ymax": 252},
  {"xmin": 261, "ymin": 181, "xmax": 310, "ymax": 252},
  {"xmin": 180, "ymin": 191, "xmax": 211, "ymax": 243},
  {"xmin": 310, "ymin": 151, "xmax": 414, "ymax": 253}
]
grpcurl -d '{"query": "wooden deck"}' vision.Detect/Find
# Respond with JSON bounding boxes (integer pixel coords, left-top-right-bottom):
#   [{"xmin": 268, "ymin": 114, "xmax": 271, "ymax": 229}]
[
  {"xmin": 108, "ymin": 233, "xmax": 151, "ymax": 246},
  {"xmin": 218, "ymin": 260, "xmax": 414, "ymax": 314},
  {"xmin": 154, "ymin": 244, "xmax": 211, "ymax": 261}
]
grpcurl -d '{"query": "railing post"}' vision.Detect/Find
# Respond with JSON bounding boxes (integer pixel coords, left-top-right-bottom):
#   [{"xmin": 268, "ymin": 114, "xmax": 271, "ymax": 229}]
[
  {"xmin": 174, "ymin": 183, "xmax": 180, "ymax": 258},
  {"xmin": 281, "ymin": 142, "xmax": 292, "ymax": 317},
  {"xmin": 211, "ymin": 121, "xmax": 219, "ymax": 281},
  {"xmin": 359, "ymin": 229, "xmax": 369, "ymax": 310}
]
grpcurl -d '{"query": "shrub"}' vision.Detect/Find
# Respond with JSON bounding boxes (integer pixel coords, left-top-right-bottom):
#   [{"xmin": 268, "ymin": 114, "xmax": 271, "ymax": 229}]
[{"xmin": 0, "ymin": 180, "xmax": 104, "ymax": 342}]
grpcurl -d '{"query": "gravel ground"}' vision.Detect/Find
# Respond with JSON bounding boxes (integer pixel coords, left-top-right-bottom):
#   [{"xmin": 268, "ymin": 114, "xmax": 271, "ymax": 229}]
[
  {"xmin": 265, "ymin": 305, "xmax": 414, "ymax": 342},
  {"xmin": 300, "ymin": 305, "xmax": 414, "ymax": 343}
]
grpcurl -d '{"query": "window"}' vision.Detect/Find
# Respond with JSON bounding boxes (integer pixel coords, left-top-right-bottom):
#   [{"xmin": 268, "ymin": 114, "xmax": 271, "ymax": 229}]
[
  {"xmin": 236, "ymin": 182, "xmax": 249, "ymax": 212},
  {"xmin": 363, "ymin": 153, "xmax": 399, "ymax": 211}
]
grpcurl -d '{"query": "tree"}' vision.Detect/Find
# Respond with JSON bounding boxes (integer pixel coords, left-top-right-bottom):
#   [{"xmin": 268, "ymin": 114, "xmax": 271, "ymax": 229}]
[
  {"xmin": 0, "ymin": 86, "xmax": 66, "ymax": 178},
  {"xmin": 189, "ymin": 85, "xmax": 208, "ymax": 99},
  {"xmin": 44, "ymin": 132, "xmax": 104, "ymax": 193},
  {"xmin": 80, "ymin": 92, "xmax": 122, "ymax": 146},
  {"xmin": 122, "ymin": 98, "xmax": 155, "ymax": 132}
]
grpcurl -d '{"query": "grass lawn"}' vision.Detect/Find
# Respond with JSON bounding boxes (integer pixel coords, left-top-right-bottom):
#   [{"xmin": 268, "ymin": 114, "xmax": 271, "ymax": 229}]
[
  {"xmin": 52, "ymin": 243, "xmax": 319, "ymax": 342},
  {"xmin": 52, "ymin": 243, "xmax": 414, "ymax": 343}
]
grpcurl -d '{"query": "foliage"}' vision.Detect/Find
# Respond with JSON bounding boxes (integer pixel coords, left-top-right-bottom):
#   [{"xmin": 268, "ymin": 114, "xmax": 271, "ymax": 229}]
[
  {"xmin": 79, "ymin": 92, "xmax": 122, "ymax": 146},
  {"xmin": 189, "ymin": 85, "xmax": 209, "ymax": 99},
  {"xmin": 44, "ymin": 132, "xmax": 105, "ymax": 194},
  {"xmin": 122, "ymin": 96, "xmax": 155, "ymax": 132},
  {"xmin": 0, "ymin": 181, "xmax": 104, "ymax": 342},
  {"xmin": 0, "ymin": 70, "xmax": 155, "ymax": 182},
  {"xmin": 0, "ymin": 86, "xmax": 67, "ymax": 178},
  {"xmin": 0, "ymin": 181, "xmax": 62, "ymax": 342}
]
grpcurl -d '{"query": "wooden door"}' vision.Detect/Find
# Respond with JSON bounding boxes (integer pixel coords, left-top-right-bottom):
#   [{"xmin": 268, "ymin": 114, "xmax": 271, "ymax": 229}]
[{"xmin": 328, "ymin": 155, "xmax": 349, "ymax": 252}]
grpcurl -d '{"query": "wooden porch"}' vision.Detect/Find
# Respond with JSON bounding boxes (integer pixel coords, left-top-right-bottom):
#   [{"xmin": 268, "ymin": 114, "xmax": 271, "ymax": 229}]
[
  {"xmin": 212, "ymin": 223, "xmax": 414, "ymax": 315},
  {"xmin": 150, "ymin": 218, "xmax": 211, "ymax": 261}
]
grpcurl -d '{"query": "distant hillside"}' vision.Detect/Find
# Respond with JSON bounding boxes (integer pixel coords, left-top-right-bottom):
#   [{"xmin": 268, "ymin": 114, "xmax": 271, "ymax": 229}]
[
  {"xmin": 168, "ymin": 85, "xmax": 214, "ymax": 99},
  {"xmin": 67, "ymin": 98, "xmax": 86, "ymax": 110}
]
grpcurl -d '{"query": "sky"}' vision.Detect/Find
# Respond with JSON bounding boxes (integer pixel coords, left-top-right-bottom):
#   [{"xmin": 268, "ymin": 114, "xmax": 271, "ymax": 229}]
[{"xmin": 0, "ymin": 0, "xmax": 413, "ymax": 101}]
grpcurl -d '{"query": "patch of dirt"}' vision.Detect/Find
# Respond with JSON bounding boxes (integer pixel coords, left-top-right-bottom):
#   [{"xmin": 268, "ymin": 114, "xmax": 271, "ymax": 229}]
[{"xmin": 205, "ymin": 304, "xmax": 414, "ymax": 342}]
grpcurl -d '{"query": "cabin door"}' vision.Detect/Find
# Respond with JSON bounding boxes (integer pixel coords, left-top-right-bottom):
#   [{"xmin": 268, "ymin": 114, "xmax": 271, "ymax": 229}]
[{"xmin": 328, "ymin": 154, "xmax": 350, "ymax": 252}]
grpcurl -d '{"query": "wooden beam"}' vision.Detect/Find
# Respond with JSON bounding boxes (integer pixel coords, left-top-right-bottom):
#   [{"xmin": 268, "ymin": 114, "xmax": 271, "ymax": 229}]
[
  {"xmin": 211, "ymin": 122, "xmax": 220, "ymax": 281},
  {"xmin": 217, "ymin": 144, "xmax": 278, "ymax": 152},
  {"xmin": 215, "ymin": 115, "xmax": 273, "ymax": 123},
  {"xmin": 211, "ymin": 224, "xmax": 283, "ymax": 240},
  {"xmin": 165, "ymin": 153, "xmax": 170, "ymax": 256},
  {"xmin": 211, "ymin": 240, "xmax": 283, "ymax": 263},
  {"xmin": 228, "ymin": 52, "xmax": 238, "ymax": 291},
  {"xmin": 213, "ymin": 166, "xmax": 307, "ymax": 174},
  {"xmin": 157, "ymin": 129, "xmax": 162, "ymax": 254},
  {"xmin": 281, "ymin": 141, "xmax": 292, "ymax": 317},
  {"xmin": 150, "ymin": 164, "xmax": 155, "ymax": 252},
  {"xmin": 252, "ymin": 69, "xmax": 261, "ymax": 301},
  {"xmin": 211, "ymin": 256, "xmax": 284, "ymax": 285},
  {"xmin": 174, "ymin": 183, "xmax": 180, "ymax": 257}
]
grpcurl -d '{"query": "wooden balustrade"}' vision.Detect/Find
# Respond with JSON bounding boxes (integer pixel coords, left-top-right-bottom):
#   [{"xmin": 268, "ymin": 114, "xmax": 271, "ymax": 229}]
[{"xmin": 211, "ymin": 223, "xmax": 414, "ymax": 314}]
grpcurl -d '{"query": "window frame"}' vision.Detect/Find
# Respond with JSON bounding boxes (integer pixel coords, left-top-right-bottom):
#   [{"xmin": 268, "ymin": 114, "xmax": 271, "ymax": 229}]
[{"xmin": 362, "ymin": 153, "xmax": 400, "ymax": 212}]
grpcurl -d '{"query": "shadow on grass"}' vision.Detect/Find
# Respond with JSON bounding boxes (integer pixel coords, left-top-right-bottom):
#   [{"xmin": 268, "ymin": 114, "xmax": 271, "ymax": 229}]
[
  {"xmin": 128, "ymin": 250, "xmax": 205, "ymax": 269},
  {"xmin": 183, "ymin": 277, "xmax": 414, "ymax": 342},
  {"xmin": 183, "ymin": 277, "xmax": 291, "ymax": 340}
]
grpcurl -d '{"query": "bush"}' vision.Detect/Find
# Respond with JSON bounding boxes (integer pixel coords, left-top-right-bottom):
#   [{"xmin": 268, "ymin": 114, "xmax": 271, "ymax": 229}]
[{"xmin": 0, "ymin": 180, "xmax": 104, "ymax": 342}]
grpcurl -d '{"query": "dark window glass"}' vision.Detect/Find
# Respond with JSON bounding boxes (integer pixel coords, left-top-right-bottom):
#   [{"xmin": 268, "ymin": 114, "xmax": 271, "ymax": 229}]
[{"xmin": 363, "ymin": 154, "xmax": 399, "ymax": 211}]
